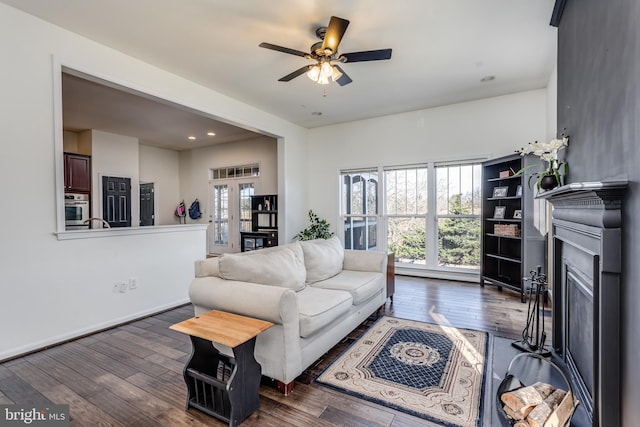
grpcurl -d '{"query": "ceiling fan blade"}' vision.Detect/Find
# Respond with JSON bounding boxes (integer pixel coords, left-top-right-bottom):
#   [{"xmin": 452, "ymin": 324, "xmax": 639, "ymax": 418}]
[
  {"xmin": 321, "ymin": 16, "xmax": 350, "ymax": 55},
  {"xmin": 334, "ymin": 66, "xmax": 352, "ymax": 86},
  {"xmin": 278, "ymin": 65, "xmax": 311, "ymax": 82},
  {"xmin": 259, "ymin": 42, "xmax": 309, "ymax": 58},
  {"xmin": 341, "ymin": 49, "xmax": 392, "ymax": 62}
]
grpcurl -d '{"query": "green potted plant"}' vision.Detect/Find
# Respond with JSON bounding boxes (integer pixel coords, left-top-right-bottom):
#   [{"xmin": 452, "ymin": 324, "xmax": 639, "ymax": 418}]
[
  {"xmin": 514, "ymin": 135, "xmax": 569, "ymax": 193},
  {"xmin": 294, "ymin": 210, "xmax": 334, "ymax": 240}
]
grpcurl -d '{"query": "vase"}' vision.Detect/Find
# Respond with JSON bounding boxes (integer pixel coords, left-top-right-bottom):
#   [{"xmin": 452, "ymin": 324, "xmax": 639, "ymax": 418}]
[{"xmin": 540, "ymin": 174, "xmax": 559, "ymax": 191}]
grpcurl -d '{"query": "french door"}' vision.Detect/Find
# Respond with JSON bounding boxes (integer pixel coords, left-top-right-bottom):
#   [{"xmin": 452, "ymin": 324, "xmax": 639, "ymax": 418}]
[{"xmin": 208, "ymin": 179, "xmax": 254, "ymax": 254}]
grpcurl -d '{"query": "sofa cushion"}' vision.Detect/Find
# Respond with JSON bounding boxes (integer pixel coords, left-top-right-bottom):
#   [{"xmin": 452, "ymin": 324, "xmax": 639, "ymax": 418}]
[
  {"xmin": 218, "ymin": 243, "xmax": 306, "ymax": 291},
  {"xmin": 311, "ymin": 270, "xmax": 383, "ymax": 305},
  {"xmin": 296, "ymin": 287, "xmax": 352, "ymax": 338},
  {"xmin": 299, "ymin": 236, "xmax": 344, "ymax": 284}
]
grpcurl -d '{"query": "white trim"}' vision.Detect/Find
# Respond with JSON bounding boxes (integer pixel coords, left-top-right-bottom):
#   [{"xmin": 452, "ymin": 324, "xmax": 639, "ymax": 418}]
[
  {"xmin": 395, "ymin": 265, "xmax": 479, "ymax": 283},
  {"xmin": 52, "ymin": 56, "xmax": 66, "ymax": 233},
  {"xmin": 55, "ymin": 223, "xmax": 208, "ymax": 240}
]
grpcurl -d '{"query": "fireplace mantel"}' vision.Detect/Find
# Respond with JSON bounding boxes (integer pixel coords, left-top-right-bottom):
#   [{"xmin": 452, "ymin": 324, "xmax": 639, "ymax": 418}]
[
  {"xmin": 539, "ymin": 180, "xmax": 627, "ymax": 427},
  {"xmin": 538, "ymin": 180, "xmax": 627, "ymax": 228}
]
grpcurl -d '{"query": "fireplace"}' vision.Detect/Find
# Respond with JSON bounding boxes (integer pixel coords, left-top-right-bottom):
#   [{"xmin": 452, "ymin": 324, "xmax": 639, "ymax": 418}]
[{"xmin": 541, "ymin": 181, "xmax": 626, "ymax": 427}]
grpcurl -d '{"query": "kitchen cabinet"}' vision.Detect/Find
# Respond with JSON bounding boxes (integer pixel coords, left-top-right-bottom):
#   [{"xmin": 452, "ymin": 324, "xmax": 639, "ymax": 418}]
[{"xmin": 64, "ymin": 153, "xmax": 91, "ymax": 193}]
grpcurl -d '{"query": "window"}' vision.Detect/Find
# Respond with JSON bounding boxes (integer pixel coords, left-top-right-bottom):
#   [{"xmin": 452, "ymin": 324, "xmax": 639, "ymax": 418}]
[
  {"xmin": 341, "ymin": 169, "xmax": 378, "ymax": 250},
  {"xmin": 385, "ymin": 166, "xmax": 428, "ymax": 265},
  {"xmin": 435, "ymin": 163, "xmax": 482, "ymax": 269},
  {"xmin": 339, "ymin": 159, "xmax": 483, "ymax": 274}
]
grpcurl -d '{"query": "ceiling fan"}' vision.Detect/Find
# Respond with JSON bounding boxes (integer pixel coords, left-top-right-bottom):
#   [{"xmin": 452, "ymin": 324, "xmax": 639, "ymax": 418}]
[{"xmin": 259, "ymin": 16, "xmax": 392, "ymax": 86}]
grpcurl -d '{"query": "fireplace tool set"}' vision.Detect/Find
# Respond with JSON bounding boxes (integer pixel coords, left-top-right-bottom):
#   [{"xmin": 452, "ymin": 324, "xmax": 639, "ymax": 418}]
[{"xmin": 512, "ymin": 265, "xmax": 551, "ymax": 356}]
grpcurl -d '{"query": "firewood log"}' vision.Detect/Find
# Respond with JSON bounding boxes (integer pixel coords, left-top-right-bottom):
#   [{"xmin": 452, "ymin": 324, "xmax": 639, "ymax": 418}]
[
  {"xmin": 526, "ymin": 389, "xmax": 567, "ymax": 427},
  {"xmin": 503, "ymin": 404, "xmax": 525, "ymax": 420},
  {"xmin": 501, "ymin": 382, "xmax": 556, "ymax": 418},
  {"xmin": 544, "ymin": 391, "xmax": 577, "ymax": 427}
]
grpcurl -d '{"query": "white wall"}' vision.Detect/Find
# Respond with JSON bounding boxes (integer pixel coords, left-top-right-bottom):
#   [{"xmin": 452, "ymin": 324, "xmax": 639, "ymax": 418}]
[
  {"xmin": 307, "ymin": 90, "xmax": 548, "ymax": 235},
  {"xmin": 139, "ymin": 144, "xmax": 180, "ymax": 225},
  {"xmin": 0, "ymin": 3, "xmax": 307, "ymax": 361},
  {"xmin": 91, "ymin": 130, "xmax": 140, "ymax": 227},
  {"xmin": 546, "ymin": 66, "xmax": 558, "ymax": 140},
  {"xmin": 178, "ymin": 136, "xmax": 278, "ymax": 225}
]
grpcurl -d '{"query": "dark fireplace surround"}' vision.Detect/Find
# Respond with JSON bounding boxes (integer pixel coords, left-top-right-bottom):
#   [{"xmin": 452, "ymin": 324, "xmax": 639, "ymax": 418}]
[{"xmin": 541, "ymin": 181, "xmax": 627, "ymax": 427}]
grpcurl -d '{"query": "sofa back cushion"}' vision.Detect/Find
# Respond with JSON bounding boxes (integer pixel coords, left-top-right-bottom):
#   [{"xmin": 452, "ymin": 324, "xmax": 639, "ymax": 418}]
[
  {"xmin": 299, "ymin": 236, "xmax": 344, "ymax": 284},
  {"xmin": 218, "ymin": 243, "xmax": 306, "ymax": 291}
]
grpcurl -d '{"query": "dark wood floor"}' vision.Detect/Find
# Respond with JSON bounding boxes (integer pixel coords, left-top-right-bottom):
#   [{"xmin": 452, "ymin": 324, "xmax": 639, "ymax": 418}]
[{"xmin": 0, "ymin": 276, "xmax": 551, "ymax": 426}]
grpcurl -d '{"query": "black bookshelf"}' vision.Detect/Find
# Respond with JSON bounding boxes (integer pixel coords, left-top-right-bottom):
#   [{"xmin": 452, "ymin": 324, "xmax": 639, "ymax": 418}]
[{"xmin": 480, "ymin": 154, "xmax": 545, "ymax": 302}]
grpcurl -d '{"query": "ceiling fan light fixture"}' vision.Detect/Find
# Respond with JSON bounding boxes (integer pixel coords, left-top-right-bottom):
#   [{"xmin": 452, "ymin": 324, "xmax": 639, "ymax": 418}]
[
  {"xmin": 318, "ymin": 74, "xmax": 330, "ymax": 85},
  {"xmin": 320, "ymin": 62, "xmax": 333, "ymax": 78},
  {"xmin": 307, "ymin": 65, "xmax": 321, "ymax": 81}
]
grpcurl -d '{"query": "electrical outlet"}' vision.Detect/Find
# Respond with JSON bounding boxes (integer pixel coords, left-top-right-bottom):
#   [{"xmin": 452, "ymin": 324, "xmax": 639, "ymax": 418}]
[
  {"xmin": 129, "ymin": 277, "xmax": 138, "ymax": 290},
  {"xmin": 118, "ymin": 283, "xmax": 128, "ymax": 293}
]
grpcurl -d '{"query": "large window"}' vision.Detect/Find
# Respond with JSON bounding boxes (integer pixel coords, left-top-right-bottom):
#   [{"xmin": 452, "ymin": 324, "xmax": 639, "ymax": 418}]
[
  {"xmin": 341, "ymin": 169, "xmax": 378, "ymax": 250},
  {"xmin": 435, "ymin": 163, "xmax": 482, "ymax": 269},
  {"xmin": 385, "ymin": 166, "xmax": 428, "ymax": 265},
  {"xmin": 340, "ymin": 160, "xmax": 482, "ymax": 273}
]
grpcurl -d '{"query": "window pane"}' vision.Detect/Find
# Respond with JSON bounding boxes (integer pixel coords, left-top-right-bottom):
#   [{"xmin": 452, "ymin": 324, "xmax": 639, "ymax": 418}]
[
  {"xmin": 436, "ymin": 162, "xmax": 482, "ymax": 270},
  {"xmin": 239, "ymin": 183, "xmax": 254, "ymax": 232},
  {"xmin": 387, "ymin": 217, "xmax": 426, "ymax": 265},
  {"xmin": 384, "ymin": 167, "xmax": 427, "ymax": 215},
  {"xmin": 437, "ymin": 217, "xmax": 480, "ymax": 268},
  {"xmin": 343, "ymin": 216, "xmax": 378, "ymax": 250},
  {"xmin": 213, "ymin": 185, "xmax": 228, "ymax": 245},
  {"xmin": 341, "ymin": 170, "xmax": 378, "ymax": 215}
]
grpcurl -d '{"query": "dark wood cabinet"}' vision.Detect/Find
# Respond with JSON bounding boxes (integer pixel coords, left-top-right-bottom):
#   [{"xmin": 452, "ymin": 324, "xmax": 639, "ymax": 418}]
[
  {"xmin": 64, "ymin": 153, "xmax": 91, "ymax": 193},
  {"xmin": 480, "ymin": 154, "xmax": 545, "ymax": 302},
  {"xmin": 240, "ymin": 195, "xmax": 278, "ymax": 252}
]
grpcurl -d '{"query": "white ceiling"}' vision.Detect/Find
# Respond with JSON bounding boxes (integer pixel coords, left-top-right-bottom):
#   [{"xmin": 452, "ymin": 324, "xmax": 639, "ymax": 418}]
[{"xmin": 4, "ymin": 0, "xmax": 557, "ymax": 146}]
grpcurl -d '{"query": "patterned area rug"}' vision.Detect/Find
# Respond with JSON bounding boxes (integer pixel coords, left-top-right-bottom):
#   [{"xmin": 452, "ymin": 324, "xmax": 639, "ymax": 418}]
[{"xmin": 315, "ymin": 316, "xmax": 489, "ymax": 427}]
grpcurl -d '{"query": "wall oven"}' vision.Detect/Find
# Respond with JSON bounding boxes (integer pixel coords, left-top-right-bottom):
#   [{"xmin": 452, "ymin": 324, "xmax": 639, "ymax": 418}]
[{"xmin": 64, "ymin": 193, "xmax": 90, "ymax": 229}]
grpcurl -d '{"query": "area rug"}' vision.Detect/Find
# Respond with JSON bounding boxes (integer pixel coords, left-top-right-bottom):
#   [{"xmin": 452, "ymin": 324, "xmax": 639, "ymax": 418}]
[{"xmin": 315, "ymin": 316, "xmax": 489, "ymax": 427}]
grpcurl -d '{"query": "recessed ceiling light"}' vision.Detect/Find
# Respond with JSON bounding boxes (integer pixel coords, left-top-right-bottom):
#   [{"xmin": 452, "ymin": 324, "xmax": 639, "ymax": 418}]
[
  {"xmin": 187, "ymin": 136, "xmax": 196, "ymax": 140},
  {"xmin": 207, "ymin": 132, "xmax": 216, "ymax": 136},
  {"xmin": 480, "ymin": 75, "xmax": 496, "ymax": 83}
]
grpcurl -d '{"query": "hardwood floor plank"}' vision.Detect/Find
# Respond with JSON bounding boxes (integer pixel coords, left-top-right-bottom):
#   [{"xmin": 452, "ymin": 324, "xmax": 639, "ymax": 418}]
[
  {"xmin": 84, "ymin": 389, "xmax": 159, "ymax": 426},
  {"xmin": 320, "ymin": 405, "xmax": 386, "ymax": 427},
  {"xmin": 111, "ymin": 330, "xmax": 187, "ymax": 359},
  {"xmin": 87, "ymin": 340, "xmax": 169, "ymax": 378},
  {"xmin": 43, "ymin": 384, "xmax": 125, "ymax": 427},
  {"xmin": 0, "ymin": 360, "xmax": 62, "ymax": 404},
  {"xmin": 155, "ymin": 407, "xmax": 213, "ymax": 427},
  {"xmin": 94, "ymin": 373, "xmax": 173, "ymax": 418}
]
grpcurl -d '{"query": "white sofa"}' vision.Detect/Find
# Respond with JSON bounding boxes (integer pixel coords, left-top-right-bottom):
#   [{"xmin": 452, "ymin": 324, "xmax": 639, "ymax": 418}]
[{"xmin": 188, "ymin": 236, "xmax": 387, "ymax": 394}]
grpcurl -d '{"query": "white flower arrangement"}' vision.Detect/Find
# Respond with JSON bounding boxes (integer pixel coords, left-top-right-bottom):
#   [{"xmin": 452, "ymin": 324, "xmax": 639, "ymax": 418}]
[{"xmin": 514, "ymin": 136, "xmax": 569, "ymax": 192}]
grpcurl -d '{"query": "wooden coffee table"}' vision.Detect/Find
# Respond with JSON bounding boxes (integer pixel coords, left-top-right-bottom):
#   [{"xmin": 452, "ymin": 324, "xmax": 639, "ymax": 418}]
[{"xmin": 170, "ymin": 310, "xmax": 273, "ymax": 427}]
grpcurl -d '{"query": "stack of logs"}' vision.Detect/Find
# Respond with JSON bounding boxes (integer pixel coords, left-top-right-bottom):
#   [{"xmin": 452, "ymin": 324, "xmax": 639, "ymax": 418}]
[{"xmin": 500, "ymin": 381, "xmax": 575, "ymax": 427}]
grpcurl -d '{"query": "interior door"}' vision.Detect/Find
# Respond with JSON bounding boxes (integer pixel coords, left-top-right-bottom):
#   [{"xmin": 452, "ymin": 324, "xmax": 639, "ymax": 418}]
[
  {"xmin": 102, "ymin": 176, "xmax": 131, "ymax": 228},
  {"xmin": 139, "ymin": 182, "xmax": 154, "ymax": 226},
  {"xmin": 208, "ymin": 180, "xmax": 254, "ymax": 254}
]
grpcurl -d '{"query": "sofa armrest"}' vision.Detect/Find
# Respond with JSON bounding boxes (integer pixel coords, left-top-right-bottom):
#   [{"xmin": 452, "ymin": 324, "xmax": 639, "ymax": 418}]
[
  {"xmin": 343, "ymin": 249, "xmax": 387, "ymax": 273},
  {"xmin": 189, "ymin": 277, "xmax": 298, "ymax": 326},
  {"xmin": 194, "ymin": 258, "xmax": 220, "ymax": 278}
]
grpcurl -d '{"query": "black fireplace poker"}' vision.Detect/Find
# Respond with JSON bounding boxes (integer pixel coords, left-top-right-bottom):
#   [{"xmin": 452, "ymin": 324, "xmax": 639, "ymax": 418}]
[{"xmin": 512, "ymin": 265, "xmax": 552, "ymax": 357}]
